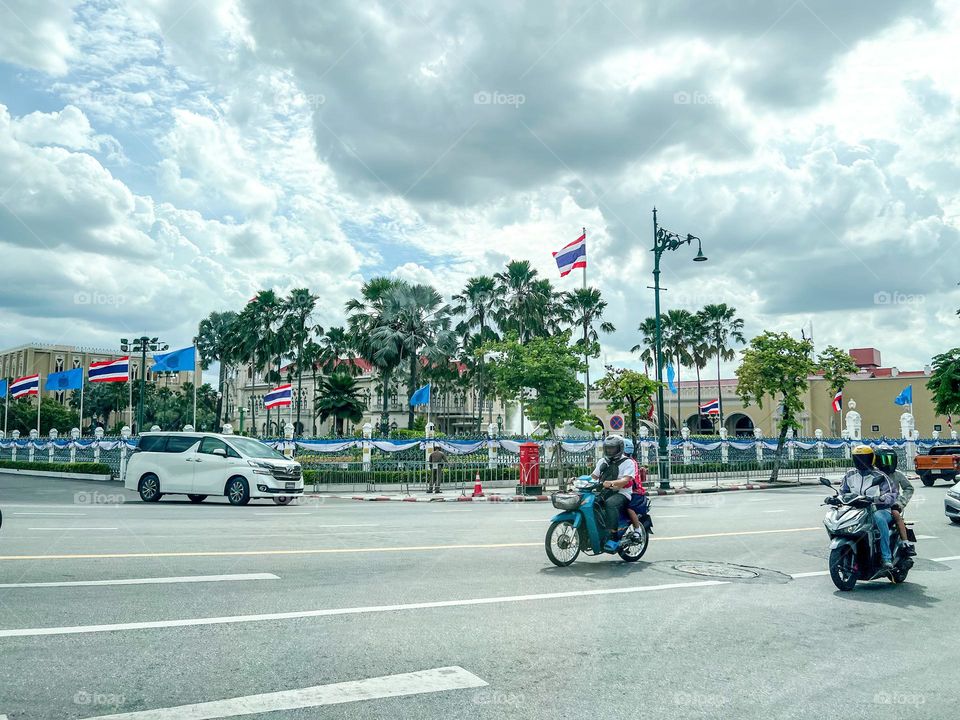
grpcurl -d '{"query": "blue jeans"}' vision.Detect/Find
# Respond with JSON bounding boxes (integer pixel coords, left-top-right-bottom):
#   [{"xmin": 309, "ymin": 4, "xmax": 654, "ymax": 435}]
[{"xmin": 873, "ymin": 509, "xmax": 893, "ymax": 562}]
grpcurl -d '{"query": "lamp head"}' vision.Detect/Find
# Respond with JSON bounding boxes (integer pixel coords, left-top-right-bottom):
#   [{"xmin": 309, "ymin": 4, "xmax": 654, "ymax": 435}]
[{"xmin": 691, "ymin": 236, "xmax": 708, "ymax": 262}]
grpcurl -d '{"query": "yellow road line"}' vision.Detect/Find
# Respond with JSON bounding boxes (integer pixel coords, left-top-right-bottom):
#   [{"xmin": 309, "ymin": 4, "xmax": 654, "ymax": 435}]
[{"xmin": 0, "ymin": 526, "xmax": 822, "ymax": 561}]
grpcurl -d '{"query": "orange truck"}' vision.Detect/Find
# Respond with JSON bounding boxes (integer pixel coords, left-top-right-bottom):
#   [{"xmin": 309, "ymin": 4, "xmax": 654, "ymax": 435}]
[{"xmin": 914, "ymin": 445, "xmax": 960, "ymax": 486}]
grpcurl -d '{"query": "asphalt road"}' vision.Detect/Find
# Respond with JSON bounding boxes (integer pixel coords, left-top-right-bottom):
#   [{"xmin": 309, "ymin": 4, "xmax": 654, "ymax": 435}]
[{"xmin": 1, "ymin": 475, "xmax": 958, "ymax": 719}]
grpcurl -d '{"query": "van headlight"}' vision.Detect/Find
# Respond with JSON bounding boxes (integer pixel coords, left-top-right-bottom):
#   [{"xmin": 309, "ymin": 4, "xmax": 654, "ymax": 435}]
[{"xmin": 247, "ymin": 460, "xmax": 273, "ymax": 475}]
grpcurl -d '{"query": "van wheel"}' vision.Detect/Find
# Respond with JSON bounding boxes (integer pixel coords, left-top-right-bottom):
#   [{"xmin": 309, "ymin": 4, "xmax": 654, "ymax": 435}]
[
  {"xmin": 187, "ymin": 494, "xmax": 207, "ymax": 503},
  {"xmin": 138, "ymin": 474, "xmax": 162, "ymax": 502},
  {"xmin": 226, "ymin": 477, "xmax": 250, "ymax": 506},
  {"xmin": 273, "ymin": 496, "xmax": 293, "ymax": 506}
]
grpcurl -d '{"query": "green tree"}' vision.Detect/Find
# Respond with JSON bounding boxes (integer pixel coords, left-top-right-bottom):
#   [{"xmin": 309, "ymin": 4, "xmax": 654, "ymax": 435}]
[
  {"xmin": 631, "ymin": 317, "xmax": 659, "ymax": 374},
  {"xmin": 697, "ymin": 303, "xmax": 746, "ymax": 430},
  {"xmin": 736, "ymin": 332, "xmax": 815, "ymax": 482},
  {"xmin": 195, "ymin": 310, "xmax": 238, "ymax": 431},
  {"xmin": 493, "ymin": 260, "xmax": 562, "ymax": 343},
  {"xmin": 685, "ymin": 313, "xmax": 711, "ymax": 433},
  {"xmin": 594, "ymin": 366, "xmax": 661, "ymax": 450},
  {"xmin": 816, "ymin": 345, "xmax": 860, "ymax": 433},
  {"xmin": 452, "ymin": 275, "xmax": 499, "ymax": 430},
  {"xmin": 68, "ymin": 382, "xmax": 127, "ymax": 431},
  {"xmin": 927, "ymin": 349, "xmax": 960, "ymax": 417},
  {"xmin": 8, "ymin": 397, "xmax": 79, "ymax": 435},
  {"xmin": 661, "ymin": 309, "xmax": 695, "ymax": 430},
  {"xmin": 562, "ymin": 287, "xmax": 616, "ymax": 411},
  {"xmin": 318, "ymin": 326, "xmax": 354, "ymax": 375},
  {"xmin": 232, "ymin": 290, "xmax": 286, "ymax": 434},
  {"xmin": 281, "ymin": 288, "xmax": 320, "ymax": 435},
  {"xmin": 315, "ymin": 371, "xmax": 366, "ymax": 436}
]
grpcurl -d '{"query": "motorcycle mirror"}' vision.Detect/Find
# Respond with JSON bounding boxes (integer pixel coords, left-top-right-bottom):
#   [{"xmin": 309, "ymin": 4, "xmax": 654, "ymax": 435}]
[{"xmin": 819, "ymin": 477, "xmax": 832, "ymax": 488}]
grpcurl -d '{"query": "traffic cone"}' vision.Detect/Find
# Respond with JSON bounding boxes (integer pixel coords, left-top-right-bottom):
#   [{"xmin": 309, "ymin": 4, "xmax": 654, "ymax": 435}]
[{"xmin": 472, "ymin": 471, "xmax": 484, "ymax": 497}]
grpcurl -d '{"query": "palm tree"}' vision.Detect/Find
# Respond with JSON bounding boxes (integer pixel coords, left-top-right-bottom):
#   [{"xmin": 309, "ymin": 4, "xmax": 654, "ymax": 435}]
[
  {"xmin": 315, "ymin": 371, "xmax": 366, "ymax": 436},
  {"xmin": 371, "ymin": 283, "xmax": 456, "ymax": 429},
  {"xmin": 494, "ymin": 260, "xmax": 541, "ymax": 343},
  {"xmin": 299, "ymin": 338, "xmax": 323, "ymax": 435},
  {"xmin": 346, "ymin": 277, "xmax": 404, "ymax": 434},
  {"xmin": 660, "ymin": 309, "xmax": 695, "ymax": 431},
  {"xmin": 631, "ymin": 317, "xmax": 659, "ymax": 374},
  {"xmin": 685, "ymin": 314, "xmax": 712, "ymax": 433},
  {"xmin": 562, "ymin": 287, "xmax": 615, "ymax": 410},
  {"xmin": 233, "ymin": 290, "xmax": 285, "ymax": 435},
  {"xmin": 697, "ymin": 303, "xmax": 746, "ymax": 430},
  {"xmin": 318, "ymin": 326, "xmax": 354, "ymax": 375},
  {"xmin": 281, "ymin": 288, "xmax": 319, "ymax": 435},
  {"xmin": 452, "ymin": 276, "xmax": 499, "ymax": 429},
  {"xmin": 194, "ymin": 310, "xmax": 238, "ymax": 431}
]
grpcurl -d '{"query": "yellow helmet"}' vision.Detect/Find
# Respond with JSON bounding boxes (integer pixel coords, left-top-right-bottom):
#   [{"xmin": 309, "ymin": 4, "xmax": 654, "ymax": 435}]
[{"xmin": 852, "ymin": 444, "xmax": 875, "ymax": 473}]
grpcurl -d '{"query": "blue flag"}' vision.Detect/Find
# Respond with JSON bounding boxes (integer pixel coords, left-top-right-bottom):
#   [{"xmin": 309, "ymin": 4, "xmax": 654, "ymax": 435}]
[
  {"xmin": 894, "ymin": 385, "xmax": 913, "ymax": 406},
  {"xmin": 45, "ymin": 368, "xmax": 83, "ymax": 391},
  {"xmin": 409, "ymin": 383, "xmax": 431, "ymax": 406},
  {"xmin": 666, "ymin": 364, "xmax": 677, "ymax": 394},
  {"xmin": 0, "ymin": 379, "xmax": 6, "ymax": 398},
  {"xmin": 151, "ymin": 346, "xmax": 196, "ymax": 373}
]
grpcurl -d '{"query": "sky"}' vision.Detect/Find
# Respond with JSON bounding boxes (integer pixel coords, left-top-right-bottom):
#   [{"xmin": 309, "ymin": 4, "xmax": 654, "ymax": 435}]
[{"xmin": 0, "ymin": 0, "xmax": 958, "ymax": 384}]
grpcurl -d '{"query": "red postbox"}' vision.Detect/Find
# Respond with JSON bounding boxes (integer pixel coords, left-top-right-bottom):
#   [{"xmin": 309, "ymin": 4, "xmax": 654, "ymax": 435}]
[{"xmin": 518, "ymin": 442, "xmax": 542, "ymax": 496}]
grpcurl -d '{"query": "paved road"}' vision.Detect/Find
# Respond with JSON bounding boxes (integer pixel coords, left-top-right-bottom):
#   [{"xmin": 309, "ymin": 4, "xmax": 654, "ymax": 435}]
[{"xmin": 0, "ymin": 474, "xmax": 958, "ymax": 719}]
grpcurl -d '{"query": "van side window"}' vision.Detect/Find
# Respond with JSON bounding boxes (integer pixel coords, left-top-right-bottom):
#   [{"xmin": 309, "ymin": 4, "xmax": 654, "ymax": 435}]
[
  {"xmin": 164, "ymin": 436, "xmax": 200, "ymax": 453},
  {"xmin": 138, "ymin": 436, "xmax": 167, "ymax": 452},
  {"xmin": 199, "ymin": 438, "xmax": 238, "ymax": 457}
]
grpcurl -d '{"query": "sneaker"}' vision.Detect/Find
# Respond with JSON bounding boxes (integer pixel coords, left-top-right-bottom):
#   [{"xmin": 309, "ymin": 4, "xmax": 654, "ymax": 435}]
[
  {"xmin": 604, "ymin": 540, "xmax": 620, "ymax": 552},
  {"xmin": 882, "ymin": 560, "xmax": 894, "ymax": 571}
]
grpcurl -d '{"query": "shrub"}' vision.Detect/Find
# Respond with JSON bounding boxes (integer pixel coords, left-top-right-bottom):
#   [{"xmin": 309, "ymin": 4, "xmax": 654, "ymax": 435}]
[{"xmin": 0, "ymin": 460, "xmax": 113, "ymax": 475}]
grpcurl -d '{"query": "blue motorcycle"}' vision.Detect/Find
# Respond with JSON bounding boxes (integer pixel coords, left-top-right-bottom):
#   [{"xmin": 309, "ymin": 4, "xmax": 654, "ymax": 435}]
[{"xmin": 545, "ymin": 476, "xmax": 653, "ymax": 567}]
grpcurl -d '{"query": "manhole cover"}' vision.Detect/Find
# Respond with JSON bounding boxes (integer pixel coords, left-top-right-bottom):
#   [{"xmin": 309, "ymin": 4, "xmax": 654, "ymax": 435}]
[{"xmin": 673, "ymin": 561, "xmax": 761, "ymax": 579}]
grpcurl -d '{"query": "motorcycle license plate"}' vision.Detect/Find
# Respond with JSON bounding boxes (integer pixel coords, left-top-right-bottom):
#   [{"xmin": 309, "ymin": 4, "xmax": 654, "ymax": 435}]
[{"xmin": 285, "ymin": 482, "xmax": 296, "ymax": 490}]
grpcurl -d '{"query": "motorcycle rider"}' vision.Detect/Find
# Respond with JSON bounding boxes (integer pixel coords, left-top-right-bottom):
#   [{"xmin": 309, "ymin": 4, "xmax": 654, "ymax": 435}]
[
  {"xmin": 840, "ymin": 445, "xmax": 898, "ymax": 570},
  {"xmin": 875, "ymin": 446, "xmax": 916, "ymax": 557},
  {"xmin": 591, "ymin": 435, "xmax": 635, "ymax": 551}
]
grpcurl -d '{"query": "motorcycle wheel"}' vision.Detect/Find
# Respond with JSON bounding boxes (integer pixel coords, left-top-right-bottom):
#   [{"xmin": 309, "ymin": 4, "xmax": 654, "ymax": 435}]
[
  {"xmin": 891, "ymin": 567, "xmax": 909, "ymax": 584},
  {"xmin": 617, "ymin": 525, "xmax": 649, "ymax": 562},
  {"xmin": 829, "ymin": 546, "xmax": 858, "ymax": 591},
  {"xmin": 545, "ymin": 520, "xmax": 581, "ymax": 567}
]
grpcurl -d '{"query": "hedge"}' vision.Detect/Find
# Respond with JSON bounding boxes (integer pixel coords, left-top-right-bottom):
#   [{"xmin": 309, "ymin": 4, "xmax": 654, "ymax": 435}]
[
  {"xmin": 0, "ymin": 460, "xmax": 114, "ymax": 475},
  {"xmin": 647, "ymin": 458, "xmax": 846, "ymax": 476}
]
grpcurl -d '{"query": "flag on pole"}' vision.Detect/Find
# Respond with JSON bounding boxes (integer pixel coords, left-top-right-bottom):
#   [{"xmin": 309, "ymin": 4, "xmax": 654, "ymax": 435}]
[
  {"xmin": 948, "ymin": 415, "xmax": 953, "ymax": 429},
  {"xmin": 699, "ymin": 398, "xmax": 720, "ymax": 415},
  {"xmin": 552, "ymin": 232, "xmax": 587, "ymax": 278},
  {"xmin": 89, "ymin": 356, "xmax": 129, "ymax": 383},
  {"xmin": 10, "ymin": 374, "xmax": 40, "ymax": 399},
  {"xmin": 832, "ymin": 390, "xmax": 842, "ymax": 413},
  {"xmin": 0, "ymin": 379, "xmax": 7, "ymax": 398},
  {"xmin": 409, "ymin": 383, "xmax": 431, "ymax": 407},
  {"xmin": 151, "ymin": 346, "xmax": 196, "ymax": 373},
  {"xmin": 264, "ymin": 384, "xmax": 293, "ymax": 409},
  {"xmin": 45, "ymin": 368, "xmax": 83, "ymax": 391},
  {"xmin": 665, "ymin": 364, "xmax": 677, "ymax": 394},
  {"xmin": 893, "ymin": 385, "xmax": 913, "ymax": 406}
]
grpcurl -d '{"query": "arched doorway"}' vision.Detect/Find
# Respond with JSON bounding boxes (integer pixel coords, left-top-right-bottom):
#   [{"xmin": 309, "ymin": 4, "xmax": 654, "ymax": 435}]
[
  {"xmin": 726, "ymin": 413, "xmax": 755, "ymax": 437},
  {"xmin": 685, "ymin": 414, "xmax": 716, "ymax": 434}
]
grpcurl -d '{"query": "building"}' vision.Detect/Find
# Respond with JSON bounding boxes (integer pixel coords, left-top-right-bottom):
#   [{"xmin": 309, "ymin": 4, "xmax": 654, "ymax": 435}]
[{"xmin": 584, "ymin": 347, "xmax": 944, "ymax": 440}]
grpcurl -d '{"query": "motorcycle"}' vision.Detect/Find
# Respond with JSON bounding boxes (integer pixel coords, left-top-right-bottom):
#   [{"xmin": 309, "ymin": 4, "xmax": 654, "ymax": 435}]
[
  {"xmin": 819, "ymin": 476, "xmax": 915, "ymax": 591},
  {"xmin": 545, "ymin": 476, "xmax": 652, "ymax": 567}
]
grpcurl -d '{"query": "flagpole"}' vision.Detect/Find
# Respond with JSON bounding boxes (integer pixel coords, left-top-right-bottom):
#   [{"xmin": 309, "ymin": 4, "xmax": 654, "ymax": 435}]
[
  {"xmin": 36, "ymin": 375, "xmax": 42, "ymax": 433},
  {"xmin": 193, "ymin": 351, "xmax": 199, "ymax": 428},
  {"xmin": 582, "ymin": 226, "xmax": 589, "ymax": 416},
  {"xmin": 128, "ymin": 375, "xmax": 133, "ymax": 431},
  {"xmin": 79, "ymin": 372, "xmax": 85, "ymax": 437},
  {"xmin": 427, "ymin": 383, "xmax": 432, "ymax": 430},
  {"xmin": 3, "ymin": 379, "xmax": 8, "ymax": 436}
]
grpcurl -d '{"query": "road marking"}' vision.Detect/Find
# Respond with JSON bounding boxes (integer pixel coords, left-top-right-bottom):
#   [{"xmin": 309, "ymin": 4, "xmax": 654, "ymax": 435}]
[
  {"xmin": 0, "ymin": 573, "xmax": 279, "ymax": 589},
  {"xmin": 12, "ymin": 512, "xmax": 87, "ymax": 516},
  {"xmin": 657, "ymin": 515, "xmax": 690, "ymax": 519},
  {"xmin": 27, "ymin": 527, "xmax": 118, "ymax": 531},
  {"xmin": 0, "ymin": 527, "xmax": 823, "ymax": 562},
  {"xmin": 4, "ymin": 667, "xmax": 486, "ymax": 719},
  {"xmin": 762, "ymin": 510, "xmax": 785, "ymax": 514},
  {"xmin": 915, "ymin": 535, "xmax": 938, "ymax": 540},
  {"xmin": 790, "ymin": 571, "xmax": 829, "ymax": 578},
  {"xmin": 932, "ymin": 555, "xmax": 960, "ymax": 562},
  {"xmin": 0, "ymin": 580, "xmax": 727, "ymax": 638}
]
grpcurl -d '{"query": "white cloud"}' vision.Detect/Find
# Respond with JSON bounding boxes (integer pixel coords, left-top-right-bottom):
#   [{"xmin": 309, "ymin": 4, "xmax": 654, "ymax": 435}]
[{"xmin": 0, "ymin": 0, "xmax": 78, "ymax": 75}]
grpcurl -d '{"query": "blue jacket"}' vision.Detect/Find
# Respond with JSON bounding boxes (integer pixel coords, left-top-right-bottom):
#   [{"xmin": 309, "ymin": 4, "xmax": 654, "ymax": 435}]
[{"xmin": 840, "ymin": 469, "xmax": 897, "ymax": 508}]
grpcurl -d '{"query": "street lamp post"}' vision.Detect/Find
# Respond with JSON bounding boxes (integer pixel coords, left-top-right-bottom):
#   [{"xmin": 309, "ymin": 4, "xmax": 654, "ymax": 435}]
[
  {"xmin": 651, "ymin": 208, "xmax": 708, "ymax": 490},
  {"xmin": 120, "ymin": 337, "xmax": 168, "ymax": 435}
]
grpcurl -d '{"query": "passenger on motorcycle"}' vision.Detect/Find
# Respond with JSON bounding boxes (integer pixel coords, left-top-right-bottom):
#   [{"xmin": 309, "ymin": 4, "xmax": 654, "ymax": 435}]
[
  {"xmin": 622, "ymin": 439, "xmax": 647, "ymax": 541},
  {"xmin": 875, "ymin": 446, "xmax": 916, "ymax": 557},
  {"xmin": 591, "ymin": 435, "xmax": 634, "ymax": 551},
  {"xmin": 841, "ymin": 445, "xmax": 898, "ymax": 570}
]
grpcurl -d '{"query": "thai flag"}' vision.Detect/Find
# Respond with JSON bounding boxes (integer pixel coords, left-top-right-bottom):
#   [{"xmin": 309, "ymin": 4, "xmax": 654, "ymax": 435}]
[
  {"xmin": 699, "ymin": 398, "xmax": 720, "ymax": 415},
  {"xmin": 832, "ymin": 390, "xmax": 842, "ymax": 413},
  {"xmin": 89, "ymin": 356, "xmax": 129, "ymax": 383},
  {"xmin": 264, "ymin": 384, "xmax": 293, "ymax": 409},
  {"xmin": 10, "ymin": 374, "xmax": 40, "ymax": 399},
  {"xmin": 552, "ymin": 232, "xmax": 586, "ymax": 278}
]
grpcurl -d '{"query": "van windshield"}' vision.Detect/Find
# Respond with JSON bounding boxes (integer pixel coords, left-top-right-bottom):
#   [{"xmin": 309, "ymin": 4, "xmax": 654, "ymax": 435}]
[{"xmin": 226, "ymin": 436, "xmax": 287, "ymax": 460}]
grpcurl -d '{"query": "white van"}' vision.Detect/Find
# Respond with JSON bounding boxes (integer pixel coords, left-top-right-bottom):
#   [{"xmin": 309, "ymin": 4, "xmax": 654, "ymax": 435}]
[{"xmin": 124, "ymin": 432, "xmax": 303, "ymax": 506}]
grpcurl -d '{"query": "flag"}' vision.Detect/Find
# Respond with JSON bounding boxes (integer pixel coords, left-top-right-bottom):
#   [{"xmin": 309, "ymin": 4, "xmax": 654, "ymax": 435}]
[
  {"xmin": 10, "ymin": 374, "xmax": 40, "ymax": 399},
  {"xmin": 893, "ymin": 385, "xmax": 913, "ymax": 406},
  {"xmin": 151, "ymin": 346, "xmax": 196, "ymax": 373},
  {"xmin": 666, "ymin": 364, "xmax": 677, "ymax": 394},
  {"xmin": 832, "ymin": 390, "xmax": 842, "ymax": 413},
  {"xmin": 409, "ymin": 383, "xmax": 431, "ymax": 407},
  {"xmin": 264, "ymin": 384, "xmax": 293, "ymax": 409},
  {"xmin": 948, "ymin": 415, "xmax": 953, "ymax": 429},
  {"xmin": 699, "ymin": 398, "xmax": 719, "ymax": 415},
  {"xmin": 647, "ymin": 399, "xmax": 655, "ymax": 420},
  {"xmin": 45, "ymin": 368, "xmax": 83, "ymax": 391},
  {"xmin": 552, "ymin": 232, "xmax": 586, "ymax": 278},
  {"xmin": 89, "ymin": 356, "xmax": 129, "ymax": 383},
  {"xmin": 0, "ymin": 379, "xmax": 6, "ymax": 398}
]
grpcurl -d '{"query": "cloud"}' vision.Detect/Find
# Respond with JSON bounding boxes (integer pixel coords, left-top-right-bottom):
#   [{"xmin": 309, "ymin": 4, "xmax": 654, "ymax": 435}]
[{"xmin": 0, "ymin": 0, "xmax": 79, "ymax": 75}]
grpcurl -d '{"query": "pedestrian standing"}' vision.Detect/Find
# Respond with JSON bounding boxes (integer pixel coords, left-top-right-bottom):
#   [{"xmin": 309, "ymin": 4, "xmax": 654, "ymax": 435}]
[{"xmin": 427, "ymin": 446, "xmax": 446, "ymax": 493}]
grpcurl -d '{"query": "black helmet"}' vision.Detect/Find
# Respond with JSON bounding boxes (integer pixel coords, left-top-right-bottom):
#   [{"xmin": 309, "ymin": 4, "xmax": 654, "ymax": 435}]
[
  {"xmin": 875, "ymin": 447, "xmax": 898, "ymax": 473},
  {"xmin": 852, "ymin": 444, "xmax": 875, "ymax": 473},
  {"xmin": 603, "ymin": 435, "xmax": 625, "ymax": 461}
]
